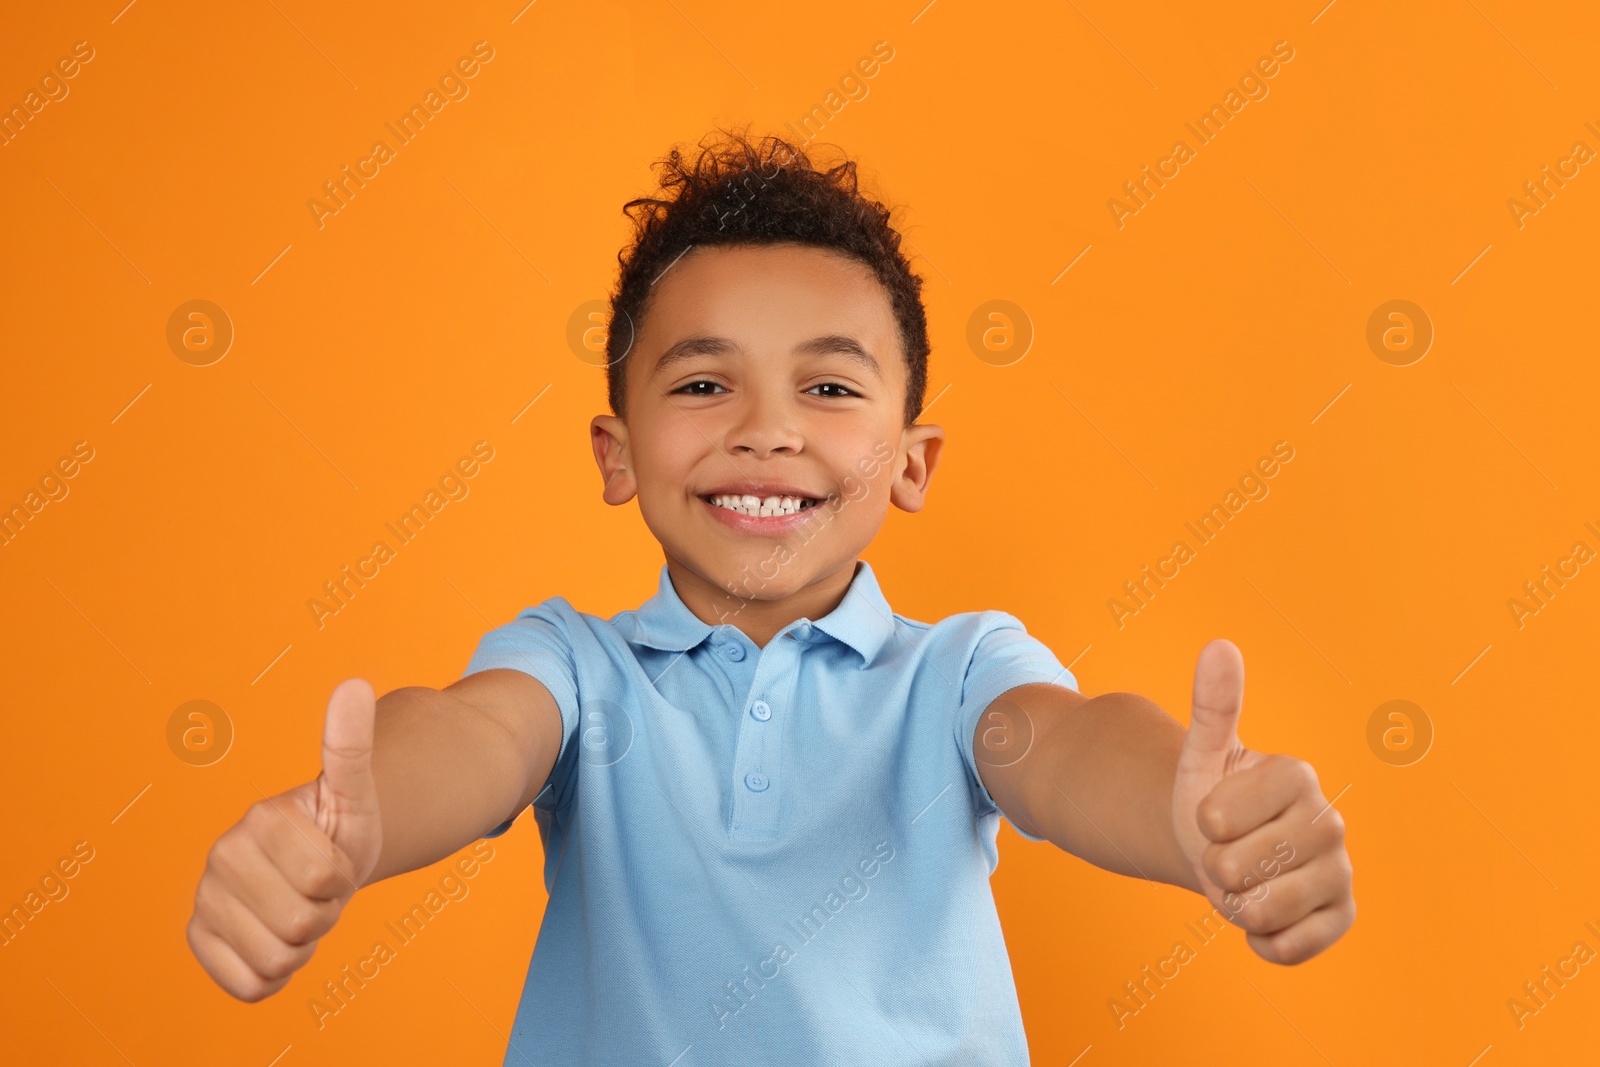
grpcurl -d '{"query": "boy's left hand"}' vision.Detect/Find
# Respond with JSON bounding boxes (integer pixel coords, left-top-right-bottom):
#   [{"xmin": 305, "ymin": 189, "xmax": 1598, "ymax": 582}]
[{"xmin": 1169, "ymin": 639, "xmax": 1355, "ymax": 965}]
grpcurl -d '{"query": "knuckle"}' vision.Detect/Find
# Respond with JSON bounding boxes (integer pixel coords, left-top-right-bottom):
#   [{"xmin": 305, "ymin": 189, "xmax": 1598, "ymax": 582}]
[
  {"xmin": 1201, "ymin": 845, "xmax": 1231, "ymax": 887},
  {"xmin": 257, "ymin": 941, "xmax": 301, "ymax": 981},
  {"xmin": 206, "ymin": 838, "xmax": 242, "ymax": 881},
  {"xmin": 1214, "ymin": 854, "xmax": 1248, "ymax": 890},
  {"xmin": 282, "ymin": 903, "xmax": 320, "ymax": 944},
  {"xmin": 1291, "ymin": 757, "xmax": 1320, "ymax": 792},
  {"xmin": 1195, "ymin": 798, "xmax": 1228, "ymax": 840},
  {"xmin": 1319, "ymin": 806, "xmax": 1346, "ymax": 838},
  {"xmin": 1235, "ymin": 903, "xmax": 1274, "ymax": 935},
  {"xmin": 233, "ymin": 972, "xmax": 272, "ymax": 1002},
  {"xmin": 192, "ymin": 876, "xmax": 223, "ymax": 922},
  {"xmin": 185, "ymin": 915, "xmax": 211, "ymax": 960},
  {"xmin": 301, "ymin": 857, "xmax": 342, "ymax": 899},
  {"xmin": 243, "ymin": 801, "xmax": 275, "ymax": 835},
  {"xmin": 1270, "ymin": 931, "xmax": 1306, "ymax": 965}
]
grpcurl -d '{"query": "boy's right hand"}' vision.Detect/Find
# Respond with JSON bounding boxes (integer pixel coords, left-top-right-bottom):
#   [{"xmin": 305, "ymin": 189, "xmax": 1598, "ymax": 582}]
[{"xmin": 186, "ymin": 679, "xmax": 385, "ymax": 1001}]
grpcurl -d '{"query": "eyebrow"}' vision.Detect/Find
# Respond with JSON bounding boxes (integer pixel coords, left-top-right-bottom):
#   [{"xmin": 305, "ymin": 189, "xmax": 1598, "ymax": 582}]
[{"xmin": 652, "ymin": 334, "xmax": 884, "ymax": 381}]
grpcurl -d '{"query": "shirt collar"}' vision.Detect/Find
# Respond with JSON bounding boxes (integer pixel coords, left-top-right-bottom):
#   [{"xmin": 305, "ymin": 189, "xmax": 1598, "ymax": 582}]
[{"xmin": 625, "ymin": 559, "xmax": 896, "ymax": 668}]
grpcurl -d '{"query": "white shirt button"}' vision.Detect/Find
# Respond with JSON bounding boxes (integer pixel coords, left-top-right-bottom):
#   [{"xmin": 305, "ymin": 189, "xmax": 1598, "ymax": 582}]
[
  {"xmin": 744, "ymin": 771, "xmax": 769, "ymax": 792},
  {"xmin": 750, "ymin": 700, "xmax": 771, "ymax": 721}
]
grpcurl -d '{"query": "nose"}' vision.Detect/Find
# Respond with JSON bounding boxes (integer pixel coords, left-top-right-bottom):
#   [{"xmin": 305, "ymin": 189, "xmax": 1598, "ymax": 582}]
[{"xmin": 725, "ymin": 388, "xmax": 803, "ymax": 458}]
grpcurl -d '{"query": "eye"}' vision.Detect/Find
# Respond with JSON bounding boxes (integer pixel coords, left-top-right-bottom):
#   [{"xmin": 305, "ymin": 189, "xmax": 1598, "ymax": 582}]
[
  {"xmin": 807, "ymin": 382, "xmax": 857, "ymax": 398},
  {"xmin": 674, "ymin": 380, "xmax": 726, "ymax": 396}
]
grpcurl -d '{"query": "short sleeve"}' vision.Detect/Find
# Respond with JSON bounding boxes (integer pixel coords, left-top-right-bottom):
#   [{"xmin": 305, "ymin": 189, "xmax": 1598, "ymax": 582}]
[
  {"xmin": 461, "ymin": 599, "xmax": 582, "ymax": 838},
  {"xmin": 954, "ymin": 613, "xmax": 1077, "ymax": 843}
]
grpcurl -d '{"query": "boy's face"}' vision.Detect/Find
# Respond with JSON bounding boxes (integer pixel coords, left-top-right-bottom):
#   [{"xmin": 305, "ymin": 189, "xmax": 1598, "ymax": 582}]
[{"xmin": 590, "ymin": 242, "xmax": 943, "ymax": 611}]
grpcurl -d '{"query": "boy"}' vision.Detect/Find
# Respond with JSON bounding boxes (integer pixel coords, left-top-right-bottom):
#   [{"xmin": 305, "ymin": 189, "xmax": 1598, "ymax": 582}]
[{"xmin": 187, "ymin": 130, "xmax": 1354, "ymax": 1064}]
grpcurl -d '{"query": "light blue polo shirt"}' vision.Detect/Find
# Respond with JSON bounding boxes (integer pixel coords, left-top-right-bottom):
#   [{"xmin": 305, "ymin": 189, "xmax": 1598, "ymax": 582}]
[{"xmin": 461, "ymin": 558, "xmax": 1076, "ymax": 1066}]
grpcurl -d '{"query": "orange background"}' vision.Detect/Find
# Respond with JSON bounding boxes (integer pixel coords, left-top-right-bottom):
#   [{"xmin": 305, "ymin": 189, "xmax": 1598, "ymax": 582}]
[{"xmin": 2, "ymin": 0, "xmax": 1597, "ymax": 1063}]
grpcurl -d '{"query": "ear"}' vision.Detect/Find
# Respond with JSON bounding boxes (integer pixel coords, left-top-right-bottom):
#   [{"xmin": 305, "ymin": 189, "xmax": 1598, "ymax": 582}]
[
  {"xmin": 590, "ymin": 414, "xmax": 637, "ymax": 505},
  {"xmin": 889, "ymin": 423, "xmax": 945, "ymax": 513}
]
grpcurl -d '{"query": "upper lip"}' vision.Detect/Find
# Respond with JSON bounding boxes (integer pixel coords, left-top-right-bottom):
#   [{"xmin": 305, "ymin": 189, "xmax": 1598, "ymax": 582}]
[{"xmin": 699, "ymin": 483, "xmax": 828, "ymax": 500}]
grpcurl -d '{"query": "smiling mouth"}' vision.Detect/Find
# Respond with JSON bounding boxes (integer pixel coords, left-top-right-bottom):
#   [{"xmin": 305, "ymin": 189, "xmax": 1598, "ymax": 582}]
[{"xmin": 700, "ymin": 493, "xmax": 824, "ymax": 518}]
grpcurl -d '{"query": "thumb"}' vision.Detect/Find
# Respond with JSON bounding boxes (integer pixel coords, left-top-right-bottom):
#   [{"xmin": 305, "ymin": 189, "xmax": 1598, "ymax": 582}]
[
  {"xmin": 1180, "ymin": 639, "xmax": 1246, "ymax": 772},
  {"xmin": 317, "ymin": 678, "xmax": 378, "ymax": 833}
]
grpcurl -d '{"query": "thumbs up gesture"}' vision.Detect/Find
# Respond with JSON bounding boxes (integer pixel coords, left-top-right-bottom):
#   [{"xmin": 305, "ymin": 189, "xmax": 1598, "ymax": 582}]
[
  {"xmin": 187, "ymin": 680, "xmax": 386, "ymax": 1000},
  {"xmin": 1170, "ymin": 640, "xmax": 1355, "ymax": 965}
]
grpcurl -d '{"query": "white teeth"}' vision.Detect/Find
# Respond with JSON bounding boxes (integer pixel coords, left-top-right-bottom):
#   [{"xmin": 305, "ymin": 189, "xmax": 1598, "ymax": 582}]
[{"xmin": 707, "ymin": 492, "xmax": 819, "ymax": 517}]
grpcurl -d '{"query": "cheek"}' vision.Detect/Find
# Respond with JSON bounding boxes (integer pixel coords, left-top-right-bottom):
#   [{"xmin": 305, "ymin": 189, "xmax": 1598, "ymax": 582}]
[{"xmin": 633, "ymin": 416, "xmax": 700, "ymax": 489}]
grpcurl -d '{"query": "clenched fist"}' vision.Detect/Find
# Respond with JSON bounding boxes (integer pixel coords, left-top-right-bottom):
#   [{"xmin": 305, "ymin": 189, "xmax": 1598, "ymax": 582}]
[
  {"xmin": 1171, "ymin": 640, "xmax": 1356, "ymax": 965},
  {"xmin": 187, "ymin": 679, "xmax": 384, "ymax": 1000}
]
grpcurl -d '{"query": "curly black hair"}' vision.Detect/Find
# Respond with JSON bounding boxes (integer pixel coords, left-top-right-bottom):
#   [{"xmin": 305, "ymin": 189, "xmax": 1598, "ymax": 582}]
[{"xmin": 605, "ymin": 127, "xmax": 929, "ymax": 427}]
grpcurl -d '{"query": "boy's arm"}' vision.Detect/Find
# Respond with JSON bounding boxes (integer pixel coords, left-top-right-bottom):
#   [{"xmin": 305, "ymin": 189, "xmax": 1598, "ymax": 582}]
[
  {"xmin": 976, "ymin": 639, "xmax": 1354, "ymax": 965},
  {"xmin": 365, "ymin": 668, "xmax": 564, "ymax": 884},
  {"xmin": 187, "ymin": 669, "xmax": 561, "ymax": 1001},
  {"xmin": 977, "ymin": 681, "xmax": 1201, "ymax": 889}
]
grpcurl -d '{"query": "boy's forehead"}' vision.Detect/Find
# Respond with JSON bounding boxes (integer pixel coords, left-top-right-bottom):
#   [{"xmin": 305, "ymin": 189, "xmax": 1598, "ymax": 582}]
[{"xmin": 635, "ymin": 243, "xmax": 901, "ymax": 363}]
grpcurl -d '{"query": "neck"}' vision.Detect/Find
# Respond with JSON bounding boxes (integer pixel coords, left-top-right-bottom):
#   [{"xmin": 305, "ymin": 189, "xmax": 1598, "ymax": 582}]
[{"xmin": 665, "ymin": 554, "xmax": 860, "ymax": 647}]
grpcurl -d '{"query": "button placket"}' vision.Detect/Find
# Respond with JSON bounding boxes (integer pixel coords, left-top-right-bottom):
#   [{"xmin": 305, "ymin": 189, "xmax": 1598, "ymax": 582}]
[{"xmin": 728, "ymin": 633, "xmax": 802, "ymax": 837}]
